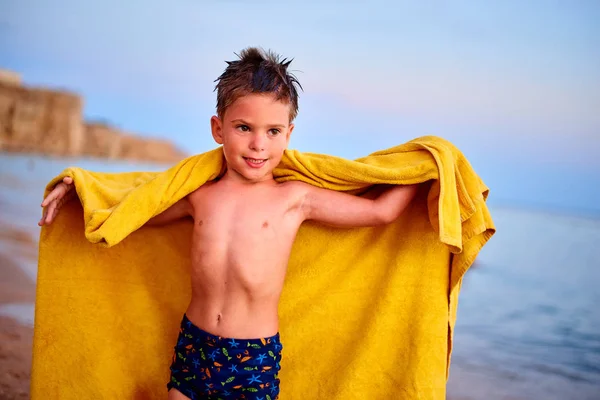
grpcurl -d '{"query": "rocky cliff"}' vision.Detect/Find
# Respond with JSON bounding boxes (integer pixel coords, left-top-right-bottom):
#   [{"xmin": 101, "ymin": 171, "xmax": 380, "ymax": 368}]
[{"xmin": 0, "ymin": 69, "xmax": 188, "ymax": 164}]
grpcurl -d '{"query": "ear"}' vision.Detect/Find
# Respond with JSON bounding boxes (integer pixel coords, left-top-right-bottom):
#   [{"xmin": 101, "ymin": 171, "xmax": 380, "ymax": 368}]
[
  {"xmin": 285, "ymin": 123, "xmax": 295, "ymax": 146},
  {"xmin": 211, "ymin": 115, "xmax": 223, "ymax": 144}
]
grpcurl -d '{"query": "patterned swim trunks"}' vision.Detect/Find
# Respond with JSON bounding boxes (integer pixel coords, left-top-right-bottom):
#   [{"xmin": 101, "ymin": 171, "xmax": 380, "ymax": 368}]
[{"xmin": 167, "ymin": 314, "xmax": 283, "ymax": 400}]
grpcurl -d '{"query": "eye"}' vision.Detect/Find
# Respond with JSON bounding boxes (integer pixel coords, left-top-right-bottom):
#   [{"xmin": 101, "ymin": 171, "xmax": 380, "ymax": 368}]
[
  {"xmin": 236, "ymin": 125, "xmax": 250, "ymax": 132},
  {"xmin": 268, "ymin": 129, "xmax": 281, "ymax": 136}
]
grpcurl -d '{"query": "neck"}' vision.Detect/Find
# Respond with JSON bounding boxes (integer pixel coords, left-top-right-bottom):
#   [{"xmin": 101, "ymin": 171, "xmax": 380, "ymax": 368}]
[{"xmin": 220, "ymin": 168, "xmax": 276, "ymax": 186}]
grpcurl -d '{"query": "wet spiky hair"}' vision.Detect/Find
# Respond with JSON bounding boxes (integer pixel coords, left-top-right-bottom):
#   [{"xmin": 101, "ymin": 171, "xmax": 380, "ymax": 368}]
[{"xmin": 214, "ymin": 47, "xmax": 302, "ymax": 121}]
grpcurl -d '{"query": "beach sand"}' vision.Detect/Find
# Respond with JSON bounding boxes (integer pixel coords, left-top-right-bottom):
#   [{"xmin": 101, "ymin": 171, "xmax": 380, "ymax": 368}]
[
  {"xmin": 0, "ymin": 222, "xmax": 36, "ymax": 400},
  {"xmin": 0, "ymin": 316, "xmax": 32, "ymax": 400}
]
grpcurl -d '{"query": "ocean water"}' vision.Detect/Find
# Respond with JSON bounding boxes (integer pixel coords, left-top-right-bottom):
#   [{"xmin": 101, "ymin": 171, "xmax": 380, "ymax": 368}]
[
  {"xmin": 1, "ymin": 153, "xmax": 599, "ymax": 399},
  {"xmin": 449, "ymin": 207, "xmax": 600, "ymax": 399}
]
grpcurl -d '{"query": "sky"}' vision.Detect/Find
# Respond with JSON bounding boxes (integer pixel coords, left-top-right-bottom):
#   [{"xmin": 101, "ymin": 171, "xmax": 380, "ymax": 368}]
[{"xmin": 1, "ymin": 0, "xmax": 599, "ymax": 214}]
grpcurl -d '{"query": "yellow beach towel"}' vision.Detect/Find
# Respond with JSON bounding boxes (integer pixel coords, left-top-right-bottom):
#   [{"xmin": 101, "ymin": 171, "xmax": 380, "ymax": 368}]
[{"xmin": 32, "ymin": 135, "xmax": 495, "ymax": 399}]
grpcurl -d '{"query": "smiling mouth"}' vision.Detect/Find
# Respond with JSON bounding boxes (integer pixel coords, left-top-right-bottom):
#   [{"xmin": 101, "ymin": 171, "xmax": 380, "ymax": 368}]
[{"xmin": 243, "ymin": 157, "xmax": 267, "ymax": 164}]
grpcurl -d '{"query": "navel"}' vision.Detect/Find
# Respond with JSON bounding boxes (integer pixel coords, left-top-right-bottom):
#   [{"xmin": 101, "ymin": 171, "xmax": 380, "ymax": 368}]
[{"xmin": 198, "ymin": 220, "xmax": 203, "ymax": 226}]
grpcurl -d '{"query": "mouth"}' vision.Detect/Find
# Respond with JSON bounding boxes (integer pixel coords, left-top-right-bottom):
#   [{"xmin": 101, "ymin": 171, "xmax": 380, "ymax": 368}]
[{"xmin": 243, "ymin": 157, "xmax": 268, "ymax": 168}]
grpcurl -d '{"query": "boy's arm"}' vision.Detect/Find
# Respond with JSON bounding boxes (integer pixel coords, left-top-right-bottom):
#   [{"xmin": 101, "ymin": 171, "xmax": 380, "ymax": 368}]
[
  {"xmin": 39, "ymin": 176, "xmax": 192, "ymax": 227},
  {"xmin": 146, "ymin": 197, "xmax": 193, "ymax": 226},
  {"xmin": 301, "ymin": 183, "xmax": 419, "ymax": 228}
]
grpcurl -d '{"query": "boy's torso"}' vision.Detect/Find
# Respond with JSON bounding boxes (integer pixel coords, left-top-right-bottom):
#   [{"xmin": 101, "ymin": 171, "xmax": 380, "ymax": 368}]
[{"xmin": 184, "ymin": 178, "xmax": 305, "ymax": 339}]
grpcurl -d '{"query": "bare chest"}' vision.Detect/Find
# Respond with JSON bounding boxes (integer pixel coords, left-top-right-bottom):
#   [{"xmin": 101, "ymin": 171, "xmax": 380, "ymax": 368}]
[
  {"xmin": 196, "ymin": 205, "xmax": 285, "ymax": 234},
  {"xmin": 189, "ymin": 186, "xmax": 301, "ymax": 243}
]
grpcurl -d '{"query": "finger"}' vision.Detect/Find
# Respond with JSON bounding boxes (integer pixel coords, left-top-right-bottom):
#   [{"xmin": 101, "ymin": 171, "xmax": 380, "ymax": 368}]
[
  {"xmin": 42, "ymin": 183, "xmax": 70, "ymax": 207},
  {"xmin": 51, "ymin": 198, "xmax": 66, "ymax": 221},
  {"xmin": 63, "ymin": 177, "xmax": 73, "ymax": 185},
  {"xmin": 48, "ymin": 205, "xmax": 58, "ymax": 224},
  {"xmin": 58, "ymin": 182, "xmax": 72, "ymax": 195},
  {"xmin": 45, "ymin": 201, "xmax": 58, "ymax": 224},
  {"xmin": 41, "ymin": 196, "xmax": 52, "ymax": 207},
  {"xmin": 54, "ymin": 199, "xmax": 66, "ymax": 217},
  {"xmin": 41, "ymin": 193, "xmax": 52, "ymax": 207},
  {"xmin": 42, "ymin": 192, "xmax": 60, "ymax": 207},
  {"xmin": 41, "ymin": 188, "xmax": 61, "ymax": 207},
  {"xmin": 38, "ymin": 207, "xmax": 48, "ymax": 226}
]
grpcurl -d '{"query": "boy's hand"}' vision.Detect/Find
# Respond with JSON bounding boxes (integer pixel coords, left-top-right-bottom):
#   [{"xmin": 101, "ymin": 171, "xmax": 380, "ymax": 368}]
[{"xmin": 39, "ymin": 177, "xmax": 75, "ymax": 226}]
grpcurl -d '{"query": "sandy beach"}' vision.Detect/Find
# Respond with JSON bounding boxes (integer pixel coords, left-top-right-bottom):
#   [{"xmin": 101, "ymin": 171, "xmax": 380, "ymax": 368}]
[
  {"xmin": 0, "ymin": 316, "xmax": 32, "ymax": 399},
  {"xmin": 0, "ymin": 221, "xmax": 36, "ymax": 399}
]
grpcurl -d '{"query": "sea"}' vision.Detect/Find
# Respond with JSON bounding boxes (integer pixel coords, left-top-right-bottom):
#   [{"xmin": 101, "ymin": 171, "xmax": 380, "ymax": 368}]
[{"xmin": 1, "ymin": 153, "xmax": 599, "ymax": 400}]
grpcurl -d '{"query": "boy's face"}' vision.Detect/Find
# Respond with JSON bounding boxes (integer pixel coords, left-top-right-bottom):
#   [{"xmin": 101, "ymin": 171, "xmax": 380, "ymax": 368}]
[{"xmin": 211, "ymin": 93, "xmax": 294, "ymax": 183}]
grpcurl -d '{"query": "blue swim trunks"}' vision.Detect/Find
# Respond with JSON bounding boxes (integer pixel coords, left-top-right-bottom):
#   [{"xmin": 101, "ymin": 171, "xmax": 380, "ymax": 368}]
[{"xmin": 167, "ymin": 314, "xmax": 283, "ymax": 400}]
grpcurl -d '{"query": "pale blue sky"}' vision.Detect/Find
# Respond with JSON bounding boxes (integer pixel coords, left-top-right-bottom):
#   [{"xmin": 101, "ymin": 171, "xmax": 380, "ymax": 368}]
[{"xmin": 1, "ymin": 0, "xmax": 599, "ymax": 214}]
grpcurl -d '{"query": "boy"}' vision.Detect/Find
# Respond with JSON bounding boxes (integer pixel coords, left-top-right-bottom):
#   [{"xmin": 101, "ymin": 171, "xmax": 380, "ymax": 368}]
[{"xmin": 39, "ymin": 47, "xmax": 418, "ymax": 400}]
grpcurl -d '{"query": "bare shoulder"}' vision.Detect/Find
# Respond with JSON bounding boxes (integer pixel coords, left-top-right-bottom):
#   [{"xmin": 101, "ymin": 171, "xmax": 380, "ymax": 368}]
[
  {"xmin": 183, "ymin": 182, "xmax": 220, "ymax": 219},
  {"xmin": 188, "ymin": 180, "xmax": 217, "ymax": 201},
  {"xmin": 278, "ymin": 180, "xmax": 311, "ymax": 198}
]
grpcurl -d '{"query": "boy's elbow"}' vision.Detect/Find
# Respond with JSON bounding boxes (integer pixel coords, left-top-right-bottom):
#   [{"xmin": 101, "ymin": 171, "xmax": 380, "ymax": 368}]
[
  {"xmin": 375, "ymin": 208, "xmax": 398, "ymax": 225},
  {"xmin": 376, "ymin": 203, "xmax": 410, "ymax": 225},
  {"xmin": 386, "ymin": 185, "xmax": 418, "ymax": 223}
]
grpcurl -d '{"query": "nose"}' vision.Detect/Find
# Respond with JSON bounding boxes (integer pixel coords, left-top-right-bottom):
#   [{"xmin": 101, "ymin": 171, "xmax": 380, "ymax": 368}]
[{"xmin": 249, "ymin": 132, "xmax": 266, "ymax": 152}]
